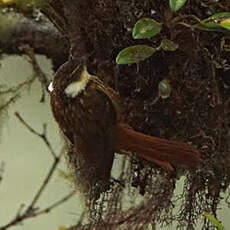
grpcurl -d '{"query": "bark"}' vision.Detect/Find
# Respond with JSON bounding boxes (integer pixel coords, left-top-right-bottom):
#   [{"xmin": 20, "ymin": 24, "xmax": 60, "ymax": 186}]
[{"xmin": 0, "ymin": 11, "xmax": 69, "ymax": 69}]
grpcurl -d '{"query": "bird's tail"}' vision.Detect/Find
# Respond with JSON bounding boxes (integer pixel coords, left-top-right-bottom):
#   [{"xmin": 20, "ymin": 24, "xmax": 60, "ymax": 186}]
[{"xmin": 116, "ymin": 124, "xmax": 201, "ymax": 171}]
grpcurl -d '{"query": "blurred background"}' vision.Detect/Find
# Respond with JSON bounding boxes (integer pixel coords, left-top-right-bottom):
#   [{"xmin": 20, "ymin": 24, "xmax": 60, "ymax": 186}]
[
  {"xmin": 0, "ymin": 56, "xmax": 229, "ymax": 230},
  {"xmin": 0, "ymin": 55, "xmax": 83, "ymax": 230}
]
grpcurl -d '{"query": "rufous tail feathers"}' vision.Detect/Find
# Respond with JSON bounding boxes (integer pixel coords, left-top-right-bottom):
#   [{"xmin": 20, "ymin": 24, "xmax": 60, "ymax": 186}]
[{"xmin": 116, "ymin": 124, "xmax": 201, "ymax": 170}]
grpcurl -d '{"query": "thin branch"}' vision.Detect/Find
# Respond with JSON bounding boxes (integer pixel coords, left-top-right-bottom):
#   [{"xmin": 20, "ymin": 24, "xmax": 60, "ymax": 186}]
[
  {"xmin": 0, "ymin": 95, "xmax": 19, "ymax": 111},
  {"xmin": 20, "ymin": 44, "xmax": 50, "ymax": 102},
  {"xmin": 0, "ymin": 113, "xmax": 67, "ymax": 230},
  {"xmin": 0, "ymin": 76, "xmax": 36, "ymax": 110},
  {"xmin": 0, "ymin": 192, "xmax": 75, "ymax": 230},
  {"xmin": 21, "ymin": 44, "xmax": 50, "ymax": 90},
  {"xmin": 35, "ymin": 191, "xmax": 76, "ymax": 216},
  {"xmin": 170, "ymin": 14, "xmax": 201, "ymax": 26},
  {"xmin": 0, "ymin": 77, "xmax": 35, "ymax": 95},
  {"xmin": 0, "ymin": 162, "xmax": 5, "ymax": 186},
  {"xmin": 15, "ymin": 112, "xmax": 57, "ymax": 158},
  {"xmin": 28, "ymin": 156, "xmax": 60, "ymax": 209},
  {"xmin": 226, "ymin": 188, "xmax": 230, "ymax": 208}
]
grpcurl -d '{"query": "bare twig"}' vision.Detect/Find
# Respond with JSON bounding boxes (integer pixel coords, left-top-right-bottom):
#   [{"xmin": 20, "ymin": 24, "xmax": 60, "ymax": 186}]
[
  {"xmin": 226, "ymin": 188, "xmax": 230, "ymax": 208},
  {"xmin": 0, "ymin": 77, "xmax": 36, "ymax": 110},
  {"xmin": 170, "ymin": 14, "xmax": 201, "ymax": 26},
  {"xmin": 0, "ymin": 162, "xmax": 5, "ymax": 185},
  {"xmin": 29, "ymin": 156, "xmax": 60, "ymax": 209},
  {"xmin": 22, "ymin": 45, "xmax": 49, "ymax": 88},
  {"xmin": 0, "ymin": 76, "xmax": 36, "ymax": 96},
  {"xmin": 0, "ymin": 112, "xmax": 68, "ymax": 230},
  {"xmin": 0, "ymin": 95, "xmax": 19, "ymax": 111},
  {"xmin": 35, "ymin": 191, "xmax": 76, "ymax": 216},
  {"xmin": 15, "ymin": 112, "xmax": 57, "ymax": 158},
  {"xmin": 0, "ymin": 192, "xmax": 75, "ymax": 230}
]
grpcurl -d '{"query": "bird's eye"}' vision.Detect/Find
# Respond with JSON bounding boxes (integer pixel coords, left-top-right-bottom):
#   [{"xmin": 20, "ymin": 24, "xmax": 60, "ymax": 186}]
[{"xmin": 48, "ymin": 82, "xmax": 54, "ymax": 92}]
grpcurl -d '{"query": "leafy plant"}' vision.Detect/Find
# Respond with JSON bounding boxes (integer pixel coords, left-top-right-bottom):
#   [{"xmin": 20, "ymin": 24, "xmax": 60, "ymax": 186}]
[
  {"xmin": 116, "ymin": 45, "xmax": 156, "ymax": 65},
  {"xmin": 116, "ymin": 18, "xmax": 178, "ymax": 65},
  {"xmin": 169, "ymin": 0, "xmax": 187, "ymax": 12},
  {"xmin": 193, "ymin": 12, "xmax": 230, "ymax": 32},
  {"xmin": 132, "ymin": 18, "xmax": 162, "ymax": 39},
  {"xmin": 160, "ymin": 39, "xmax": 179, "ymax": 52},
  {"xmin": 116, "ymin": 4, "xmax": 230, "ymax": 65}
]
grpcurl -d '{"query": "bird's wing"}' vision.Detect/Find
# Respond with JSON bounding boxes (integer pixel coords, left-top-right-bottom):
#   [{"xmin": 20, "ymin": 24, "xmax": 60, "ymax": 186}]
[{"xmin": 71, "ymin": 77, "xmax": 117, "ymax": 195}]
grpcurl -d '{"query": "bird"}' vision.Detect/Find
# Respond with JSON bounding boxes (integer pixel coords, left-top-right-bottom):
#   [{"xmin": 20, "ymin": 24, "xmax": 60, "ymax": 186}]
[{"xmin": 50, "ymin": 62, "xmax": 201, "ymax": 199}]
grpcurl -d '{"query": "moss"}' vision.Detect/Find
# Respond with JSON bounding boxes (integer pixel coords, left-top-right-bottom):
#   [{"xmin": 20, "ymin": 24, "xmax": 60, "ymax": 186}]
[{"xmin": 46, "ymin": 0, "xmax": 230, "ymax": 229}]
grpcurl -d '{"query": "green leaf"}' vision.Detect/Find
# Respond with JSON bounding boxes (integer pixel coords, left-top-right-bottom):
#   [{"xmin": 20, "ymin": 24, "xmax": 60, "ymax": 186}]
[
  {"xmin": 161, "ymin": 39, "xmax": 179, "ymax": 51},
  {"xmin": 193, "ymin": 12, "xmax": 230, "ymax": 32},
  {"xmin": 158, "ymin": 79, "xmax": 172, "ymax": 99},
  {"xmin": 132, "ymin": 18, "xmax": 162, "ymax": 39},
  {"xmin": 220, "ymin": 18, "xmax": 230, "ymax": 30},
  {"xmin": 116, "ymin": 45, "xmax": 156, "ymax": 64},
  {"xmin": 169, "ymin": 0, "xmax": 187, "ymax": 12},
  {"xmin": 202, "ymin": 212, "xmax": 226, "ymax": 230}
]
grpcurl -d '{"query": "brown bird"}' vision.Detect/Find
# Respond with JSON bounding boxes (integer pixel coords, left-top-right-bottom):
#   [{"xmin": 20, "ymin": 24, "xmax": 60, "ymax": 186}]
[{"xmin": 50, "ymin": 63, "xmax": 200, "ymax": 198}]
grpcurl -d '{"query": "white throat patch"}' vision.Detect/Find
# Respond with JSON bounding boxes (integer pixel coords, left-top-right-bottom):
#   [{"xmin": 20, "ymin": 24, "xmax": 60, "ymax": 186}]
[{"xmin": 64, "ymin": 67, "xmax": 91, "ymax": 98}]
